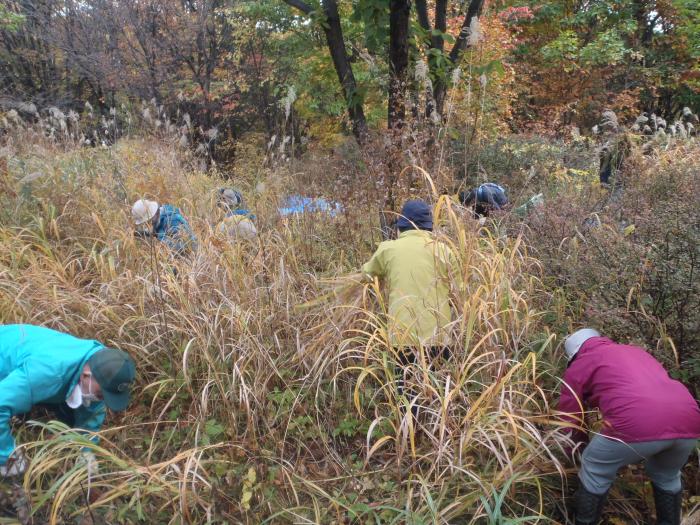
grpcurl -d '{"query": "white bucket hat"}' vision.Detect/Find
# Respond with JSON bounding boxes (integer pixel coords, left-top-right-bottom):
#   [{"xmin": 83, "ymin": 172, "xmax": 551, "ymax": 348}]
[
  {"xmin": 132, "ymin": 199, "xmax": 159, "ymax": 225},
  {"xmin": 564, "ymin": 328, "xmax": 601, "ymax": 361}
]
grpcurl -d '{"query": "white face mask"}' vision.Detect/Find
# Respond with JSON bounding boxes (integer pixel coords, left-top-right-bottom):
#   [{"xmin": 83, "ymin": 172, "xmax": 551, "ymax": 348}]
[
  {"xmin": 67, "ymin": 374, "xmax": 100, "ymax": 408},
  {"xmin": 81, "ymin": 374, "xmax": 100, "ymax": 407}
]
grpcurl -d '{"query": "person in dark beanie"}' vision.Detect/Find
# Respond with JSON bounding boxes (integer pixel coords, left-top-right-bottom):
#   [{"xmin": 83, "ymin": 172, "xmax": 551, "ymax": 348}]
[
  {"xmin": 361, "ymin": 200, "xmax": 461, "ymax": 397},
  {"xmin": 0, "ymin": 324, "xmax": 136, "ymax": 478},
  {"xmin": 459, "ymin": 183, "xmax": 508, "ymax": 218}
]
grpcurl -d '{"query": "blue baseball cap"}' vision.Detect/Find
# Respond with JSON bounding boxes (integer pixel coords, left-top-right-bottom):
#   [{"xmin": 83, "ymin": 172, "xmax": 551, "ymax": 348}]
[{"xmin": 396, "ymin": 200, "xmax": 433, "ymax": 231}]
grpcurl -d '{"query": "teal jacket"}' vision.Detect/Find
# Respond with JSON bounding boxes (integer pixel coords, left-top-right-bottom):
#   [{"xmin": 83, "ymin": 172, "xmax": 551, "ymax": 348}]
[
  {"xmin": 154, "ymin": 204, "xmax": 197, "ymax": 254},
  {"xmin": 0, "ymin": 324, "xmax": 106, "ymax": 465}
]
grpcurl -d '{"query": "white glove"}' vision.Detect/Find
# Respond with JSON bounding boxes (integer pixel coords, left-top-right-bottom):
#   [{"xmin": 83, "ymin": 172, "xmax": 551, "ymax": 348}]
[
  {"xmin": 0, "ymin": 450, "xmax": 28, "ymax": 478},
  {"xmin": 77, "ymin": 451, "xmax": 99, "ymax": 503},
  {"xmin": 77, "ymin": 451, "xmax": 99, "ymax": 477}
]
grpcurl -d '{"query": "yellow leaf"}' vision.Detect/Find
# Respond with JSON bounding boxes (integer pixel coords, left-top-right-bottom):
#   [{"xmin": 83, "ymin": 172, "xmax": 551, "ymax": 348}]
[
  {"xmin": 246, "ymin": 467, "xmax": 256, "ymax": 485},
  {"xmin": 367, "ymin": 435, "xmax": 394, "ymax": 460},
  {"xmin": 241, "ymin": 489, "xmax": 253, "ymax": 511}
]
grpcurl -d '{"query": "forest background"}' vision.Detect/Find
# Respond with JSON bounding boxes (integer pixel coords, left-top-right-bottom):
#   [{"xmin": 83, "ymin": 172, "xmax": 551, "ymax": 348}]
[{"xmin": 0, "ymin": 0, "xmax": 699, "ymax": 523}]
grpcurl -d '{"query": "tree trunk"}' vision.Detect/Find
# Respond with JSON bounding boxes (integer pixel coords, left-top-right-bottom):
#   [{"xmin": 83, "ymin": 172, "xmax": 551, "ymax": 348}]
[
  {"xmin": 388, "ymin": 0, "xmax": 410, "ymax": 129},
  {"xmin": 433, "ymin": 0, "xmax": 485, "ymax": 116},
  {"xmin": 321, "ymin": 0, "xmax": 368, "ymax": 142},
  {"xmin": 283, "ymin": 0, "xmax": 368, "ymax": 143}
]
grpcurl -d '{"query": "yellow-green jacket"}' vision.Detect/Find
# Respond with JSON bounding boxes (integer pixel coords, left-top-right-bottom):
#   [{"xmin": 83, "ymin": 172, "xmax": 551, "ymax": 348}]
[{"xmin": 362, "ymin": 230, "xmax": 460, "ymax": 347}]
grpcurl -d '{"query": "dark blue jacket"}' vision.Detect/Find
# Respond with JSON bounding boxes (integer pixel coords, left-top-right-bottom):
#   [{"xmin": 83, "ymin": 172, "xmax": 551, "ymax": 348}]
[{"xmin": 476, "ymin": 183, "xmax": 508, "ymax": 209}]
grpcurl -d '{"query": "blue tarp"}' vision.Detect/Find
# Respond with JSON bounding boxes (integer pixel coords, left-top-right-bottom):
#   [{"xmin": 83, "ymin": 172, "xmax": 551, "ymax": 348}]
[{"xmin": 278, "ymin": 195, "xmax": 343, "ymax": 217}]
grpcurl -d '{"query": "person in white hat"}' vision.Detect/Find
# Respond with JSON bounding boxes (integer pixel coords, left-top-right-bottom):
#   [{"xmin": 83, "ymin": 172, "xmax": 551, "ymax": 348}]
[
  {"xmin": 558, "ymin": 328, "xmax": 700, "ymax": 525},
  {"xmin": 132, "ymin": 199, "xmax": 197, "ymax": 254}
]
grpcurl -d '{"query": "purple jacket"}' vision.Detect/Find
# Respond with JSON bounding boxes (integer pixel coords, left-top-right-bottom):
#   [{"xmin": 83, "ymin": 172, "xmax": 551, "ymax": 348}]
[{"xmin": 557, "ymin": 337, "xmax": 700, "ymax": 444}]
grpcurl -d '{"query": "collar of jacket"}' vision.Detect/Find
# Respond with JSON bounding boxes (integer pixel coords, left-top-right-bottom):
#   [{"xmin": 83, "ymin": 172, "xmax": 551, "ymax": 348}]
[
  {"xmin": 398, "ymin": 229, "xmax": 432, "ymax": 239},
  {"xmin": 227, "ymin": 209, "xmax": 255, "ymax": 219},
  {"xmin": 154, "ymin": 205, "xmax": 167, "ymax": 229},
  {"xmin": 572, "ymin": 336, "xmax": 613, "ymax": 362},
  {"xmin": 154, "ymin": 205, "xmax": 178, "ymax": 232}
]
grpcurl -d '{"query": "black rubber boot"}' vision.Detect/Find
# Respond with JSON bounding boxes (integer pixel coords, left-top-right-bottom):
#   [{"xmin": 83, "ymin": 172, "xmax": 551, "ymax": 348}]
[
  {"xmin": 652, "ymin": 484, "xmax": 682, "ymax": 525},
  {"xmin": 574, "ymin": 486, "xmax": 608, "ymax": 525}
]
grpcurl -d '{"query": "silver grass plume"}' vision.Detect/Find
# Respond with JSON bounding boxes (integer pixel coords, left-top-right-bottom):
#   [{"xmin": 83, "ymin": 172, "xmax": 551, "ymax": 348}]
[
  {"xmin": 467, "ymin": 17, "xmax": 483, "ymax": 46},
  {"xmin": 415, "ymin": 60, "xmax": 428, "ymax": 83},
  {"xmin": 206, "ymin": 127, "xmax": 218, "ymax": 141},
  {"xmin": 48, "ymin": 107, "xmax": 65, "ymax": 120},
  {"xmin": 18, "ymin": 102, "xmax": 37, "ymax": 115},
  {"xmin": 451, "ymin": 67, "xmax": 462, "ymax": 86},
  {"xmin": 283, "ymin": 86, "xmax": 297, "ymax": 122}
]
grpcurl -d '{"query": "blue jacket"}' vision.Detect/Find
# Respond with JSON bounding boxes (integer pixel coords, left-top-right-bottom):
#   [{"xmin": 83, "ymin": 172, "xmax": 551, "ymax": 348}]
[
  {"xmin": 225, "ymin": 209, "xmax": 255, "ymax": 220},
  {"xmin": 154, "ymin": 204, "xmax": 197, "ymax": 254},
  {"xmin": 0, "ymin": 324, "xmax": 106, "ymax": 464},
  {"xmin": 476, "ymin": 183, "xmax": 508, "ymax": 209}
]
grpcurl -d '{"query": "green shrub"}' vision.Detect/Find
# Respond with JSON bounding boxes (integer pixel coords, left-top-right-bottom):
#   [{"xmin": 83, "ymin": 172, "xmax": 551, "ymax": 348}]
[{"xmin": 522, "ymin": 142, "xmax": 700, "ymax": 394}]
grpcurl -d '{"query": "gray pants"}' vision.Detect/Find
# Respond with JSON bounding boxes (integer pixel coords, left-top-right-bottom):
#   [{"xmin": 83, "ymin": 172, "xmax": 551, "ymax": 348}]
[{"xmin": 579, "ymin": 435, "xmax": 698, "ymax": 495}]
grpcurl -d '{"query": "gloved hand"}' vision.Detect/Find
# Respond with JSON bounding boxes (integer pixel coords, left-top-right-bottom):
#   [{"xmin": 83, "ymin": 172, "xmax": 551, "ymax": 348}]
[
  {"xmin": 77, "ymin": 451, "xmax": 99, "ymax": 477},
  {"xmin": 0, "ymin": 450, "xmax": 28, "ymax": 478},
  {"xmin": 75, "ymin": 451, "xmax": 100, "ymax": 504}
]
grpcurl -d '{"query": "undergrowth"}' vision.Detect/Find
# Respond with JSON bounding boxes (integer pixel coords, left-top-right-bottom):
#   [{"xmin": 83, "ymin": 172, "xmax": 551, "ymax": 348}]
[{"xmin": 0, "ymin": 131, "xmax": 697, "ymax": 523}]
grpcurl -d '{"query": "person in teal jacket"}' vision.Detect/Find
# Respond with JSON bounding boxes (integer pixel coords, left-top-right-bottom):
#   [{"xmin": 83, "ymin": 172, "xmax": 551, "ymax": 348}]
[
  {"xmin": 132, "ymin": 198, "xmax": 197, "ymax": 254},
  {"xmin": 0, "ymin": 324, "xmax": 136, "ymax": 477}
]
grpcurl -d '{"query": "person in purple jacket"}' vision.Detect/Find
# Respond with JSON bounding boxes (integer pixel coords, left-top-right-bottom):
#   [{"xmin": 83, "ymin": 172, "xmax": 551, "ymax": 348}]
[{"xmin": 557, "ymin": 328, "xmax": 700, "ymax": 525}]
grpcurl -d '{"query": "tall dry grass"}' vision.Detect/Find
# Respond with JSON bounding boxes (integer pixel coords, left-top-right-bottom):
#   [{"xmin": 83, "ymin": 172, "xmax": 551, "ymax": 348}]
[{"xmin": 0, "ymin": 135, "xmax": 583, "ymax": 524}]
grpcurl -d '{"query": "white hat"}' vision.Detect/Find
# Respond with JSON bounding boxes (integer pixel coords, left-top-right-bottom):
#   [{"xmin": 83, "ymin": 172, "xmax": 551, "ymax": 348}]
[
  {"xmin": 131, "ymin": 199, "xmax": 159, "ymax": 225},
  {"xmin": 564, "ymin": 328, "xmax": 601, "ymax": 361}
]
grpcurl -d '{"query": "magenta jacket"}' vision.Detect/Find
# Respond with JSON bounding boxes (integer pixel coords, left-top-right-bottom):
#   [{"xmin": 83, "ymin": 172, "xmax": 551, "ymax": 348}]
[{"xmin": 557, "ymin": 337, "xmax": 700, "ymax": 444}]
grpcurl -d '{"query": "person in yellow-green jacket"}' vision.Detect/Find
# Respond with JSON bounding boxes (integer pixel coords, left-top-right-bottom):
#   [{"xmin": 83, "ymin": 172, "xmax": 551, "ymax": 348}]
[{"xmin": 362, "ymin": 200, "xmax": 461, "ymax": 395}]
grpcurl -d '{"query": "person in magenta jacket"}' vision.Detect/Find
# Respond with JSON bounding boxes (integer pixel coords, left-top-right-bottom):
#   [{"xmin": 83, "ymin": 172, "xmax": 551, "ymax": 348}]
[{"xmin": 557, "ymin": 328, "xmax": 700, "ymax": 525}]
